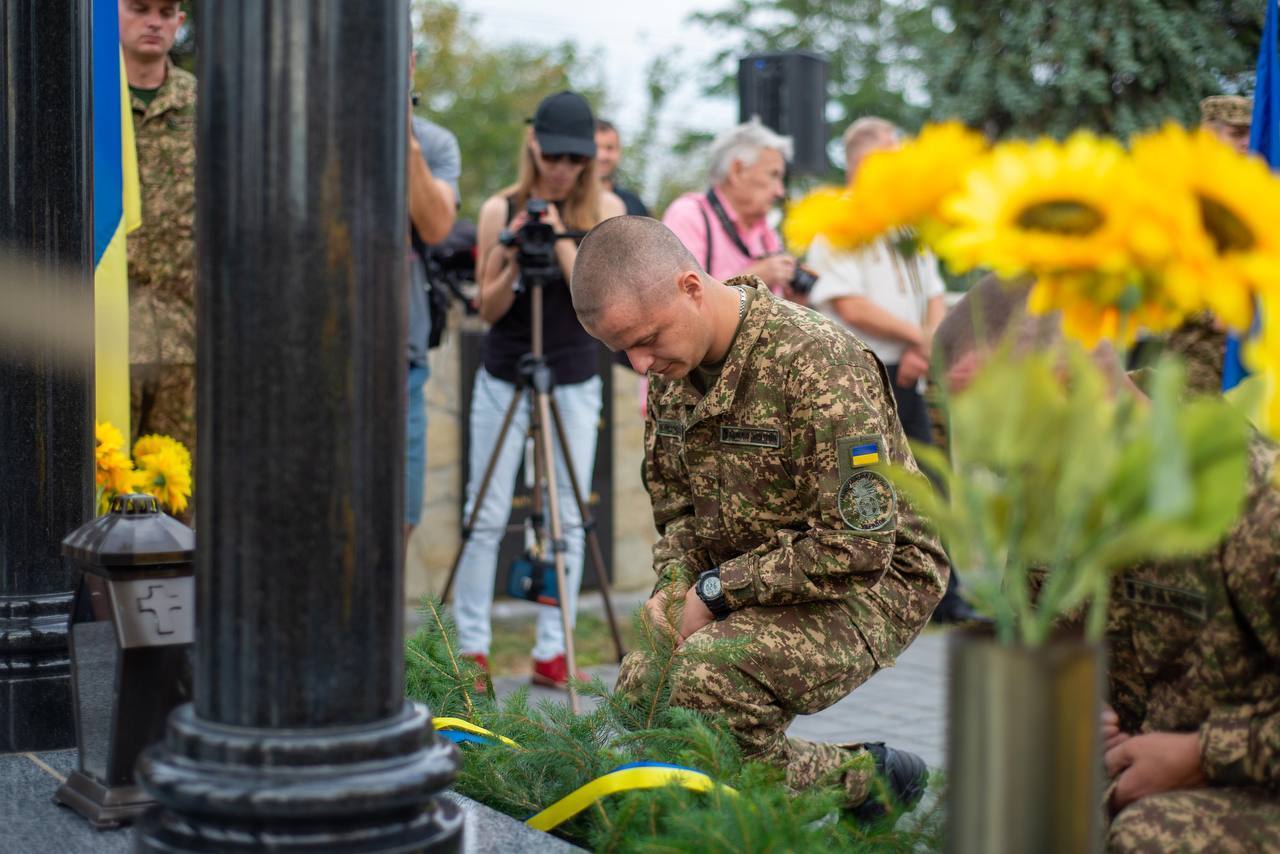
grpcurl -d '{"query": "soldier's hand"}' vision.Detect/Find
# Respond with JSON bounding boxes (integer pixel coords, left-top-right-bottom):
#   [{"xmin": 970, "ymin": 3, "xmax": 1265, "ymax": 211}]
[
  {"xmin": 643, "ymin": 589, "xmax": 681, "ymax": 641},
  {"xmin": 1105, "ymin": 732, "xmax": 1207, "ymax": 812},
  {"xmin": 1101, "ymin": 705, "xmax": 1131, "ymax": 753},
  {"xmin": 678, "ymin": 587, "xmax": 714, "ymax": 645}
]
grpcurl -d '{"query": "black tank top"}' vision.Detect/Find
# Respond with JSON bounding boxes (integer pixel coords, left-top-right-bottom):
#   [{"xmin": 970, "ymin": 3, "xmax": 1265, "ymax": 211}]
[{"xmin": 482, "ymin": 198, "xmax": 599, "ymax": 386}]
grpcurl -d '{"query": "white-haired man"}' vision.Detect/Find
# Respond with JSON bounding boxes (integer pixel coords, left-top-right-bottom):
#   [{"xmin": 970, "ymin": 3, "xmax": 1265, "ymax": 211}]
[{"xmin": 662, "ymin": 119, "xmax": 802, "ymax": 298}]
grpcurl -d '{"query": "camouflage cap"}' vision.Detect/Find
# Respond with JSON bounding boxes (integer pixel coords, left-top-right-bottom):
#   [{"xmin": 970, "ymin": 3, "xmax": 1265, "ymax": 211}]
[{"xmin": 1200, "ymin": 95, "xmax": 1253, "ymax": 127}]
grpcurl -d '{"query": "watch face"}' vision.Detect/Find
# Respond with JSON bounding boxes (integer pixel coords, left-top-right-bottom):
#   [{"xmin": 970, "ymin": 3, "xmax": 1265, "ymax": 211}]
[{"xmin": 702, "ymin": 576, "xmax": 722, "ymax": 599}]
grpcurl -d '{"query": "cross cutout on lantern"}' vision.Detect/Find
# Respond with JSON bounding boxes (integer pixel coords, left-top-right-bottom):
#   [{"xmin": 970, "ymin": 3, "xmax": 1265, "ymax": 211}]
[{"xmin": 136, "ymin": 585, "xmax": 183, "ymax": 636}]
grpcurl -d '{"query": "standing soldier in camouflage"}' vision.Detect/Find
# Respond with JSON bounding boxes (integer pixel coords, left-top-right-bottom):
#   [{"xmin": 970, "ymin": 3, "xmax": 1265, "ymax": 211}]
[
  {"xmin": 569, "ymin": 216, "xmax": 950, "ymax": 819},
  {"xmin": 935, "ymin": 277, "xmax": 1280, "ymax": 852},
  {"xmin": 120, "ymin": 0, "xmax": 197, "ymax": 461}
]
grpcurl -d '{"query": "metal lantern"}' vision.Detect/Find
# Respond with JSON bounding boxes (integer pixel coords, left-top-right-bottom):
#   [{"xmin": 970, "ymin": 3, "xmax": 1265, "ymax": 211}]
[{"xmin": 53, "ymin": 493, "xmax": 194, "ymax": 829}]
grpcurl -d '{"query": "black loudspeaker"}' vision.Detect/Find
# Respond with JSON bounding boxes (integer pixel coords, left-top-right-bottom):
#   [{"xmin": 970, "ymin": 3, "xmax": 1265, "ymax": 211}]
[{"xmin": 738, "ymin": 51, "xmax": 828, "ymax": 176}]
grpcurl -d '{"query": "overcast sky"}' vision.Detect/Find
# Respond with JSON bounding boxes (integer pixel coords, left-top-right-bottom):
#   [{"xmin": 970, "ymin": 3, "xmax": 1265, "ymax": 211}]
[{"xmin": 460, "ymin": 0, "xmax": 740, "ymax": 141}]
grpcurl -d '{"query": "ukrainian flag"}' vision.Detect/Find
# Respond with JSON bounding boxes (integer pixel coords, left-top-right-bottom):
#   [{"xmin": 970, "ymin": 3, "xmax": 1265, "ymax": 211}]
[
  {"xmin": 1223, "ymin": 0, "xmax": 1278, "ymax": 392},
  {"xmin": 850, "ymin": 441, "xmax": 880, "ymax": 468},
  {"xmin": 92, "ymin": 0, "xmax": 142, "ymax": 432}
]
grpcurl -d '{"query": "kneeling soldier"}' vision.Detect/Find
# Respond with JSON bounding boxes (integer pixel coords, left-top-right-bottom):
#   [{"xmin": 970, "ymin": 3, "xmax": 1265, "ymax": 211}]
[{"xmin": 569, "ymin": 216, "xmax": 950, "ymax": 817}]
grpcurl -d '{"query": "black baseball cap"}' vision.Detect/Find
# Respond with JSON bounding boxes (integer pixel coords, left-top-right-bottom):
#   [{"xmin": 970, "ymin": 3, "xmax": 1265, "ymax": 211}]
[{"xmin": 530, "ymin": 91, "xmax": 597, "ymax": 158}]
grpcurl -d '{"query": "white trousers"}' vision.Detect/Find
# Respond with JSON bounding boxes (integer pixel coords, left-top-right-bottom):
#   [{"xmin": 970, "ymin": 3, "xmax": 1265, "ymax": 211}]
[{"xmin": 452, "ymin": 368, "xmax": 602, "ymax": 660}]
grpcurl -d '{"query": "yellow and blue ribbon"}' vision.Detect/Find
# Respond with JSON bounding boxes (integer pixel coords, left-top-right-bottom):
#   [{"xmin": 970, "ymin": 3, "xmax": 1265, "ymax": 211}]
[
  {"xmin": 431, "ymin": 716, "xmax": 736, "ymax": 832},
  {"xmin": 433, "ymin": 716, "xmax": 522, "ymax": 749},
  {"xmin": 525, "ymin": 761, "xmax": 738, "ymax": 832}
]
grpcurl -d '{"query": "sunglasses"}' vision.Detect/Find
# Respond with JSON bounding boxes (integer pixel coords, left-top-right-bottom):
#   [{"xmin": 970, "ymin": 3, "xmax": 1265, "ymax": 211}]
[{"xmin": 539, "ymin": 151, "xmax": 591, "ymax": 166}]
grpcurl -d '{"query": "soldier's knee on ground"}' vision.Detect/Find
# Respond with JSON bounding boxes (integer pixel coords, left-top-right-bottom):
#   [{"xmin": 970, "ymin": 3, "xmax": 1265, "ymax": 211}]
[{"xmin": 613, "ymin": 650, "xmax": 651, "ymax": 702}]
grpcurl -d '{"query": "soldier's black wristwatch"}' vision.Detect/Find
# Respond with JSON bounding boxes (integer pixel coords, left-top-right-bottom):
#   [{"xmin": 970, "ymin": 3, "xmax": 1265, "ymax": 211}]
[{"xmin": 695, "ymin": 568, "xmax": 731, "ymax": 621}]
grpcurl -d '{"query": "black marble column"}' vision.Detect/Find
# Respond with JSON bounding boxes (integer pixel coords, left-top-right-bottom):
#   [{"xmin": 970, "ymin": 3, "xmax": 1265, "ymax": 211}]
[
  {"xmin": 135, "ymin": 1, "xmax": 462, "ymax": 850},
  {"xmin": 0, "ymin": 1, "xmax": 94, "ymax": 753}
]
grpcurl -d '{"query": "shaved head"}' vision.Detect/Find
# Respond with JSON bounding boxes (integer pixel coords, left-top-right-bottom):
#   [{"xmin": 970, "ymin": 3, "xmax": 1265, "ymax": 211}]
[
  {"xmin": 934, "ymin": 274, "xmax": 1045, "ymax": 370},
  {"xmin": 570, "ymin": 216, "xmax": 703, "ymax": 328}
]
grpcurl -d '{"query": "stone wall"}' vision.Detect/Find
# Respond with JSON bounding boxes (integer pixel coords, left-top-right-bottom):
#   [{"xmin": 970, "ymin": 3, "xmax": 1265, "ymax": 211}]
[{"xmin": 405, "ymin": 310, "xmax": 656, "ymax": 609}]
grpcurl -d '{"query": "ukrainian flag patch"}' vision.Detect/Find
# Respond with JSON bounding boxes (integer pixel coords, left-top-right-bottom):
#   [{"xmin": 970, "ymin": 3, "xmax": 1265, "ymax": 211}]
[
  {"xmin": 850, "ymin": 441, "xmax": 880, "ymax": 468},
  {"xmin": 836, "ymin": 435, "xmax": 884, "ymax": 481}
]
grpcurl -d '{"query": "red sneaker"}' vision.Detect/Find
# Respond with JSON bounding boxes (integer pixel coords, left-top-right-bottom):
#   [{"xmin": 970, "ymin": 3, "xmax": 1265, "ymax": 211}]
[
  {"xmin": 531, "ymin": 654, "xmax": 588, "ymax": 688},
  {"xmin": 462, "ymin": 652, "xmax": 489, "ymax": 693}
]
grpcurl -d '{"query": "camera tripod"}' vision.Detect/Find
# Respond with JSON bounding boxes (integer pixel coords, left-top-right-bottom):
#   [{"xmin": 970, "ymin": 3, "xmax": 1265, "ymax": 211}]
[{"xmin": 441, "ymin": 218, "xmax": 625, "ymax": 713}]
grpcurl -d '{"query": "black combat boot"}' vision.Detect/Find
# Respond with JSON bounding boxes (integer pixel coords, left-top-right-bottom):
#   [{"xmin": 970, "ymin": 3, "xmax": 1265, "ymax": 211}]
[{"xmin": 848, "ymin": 742, "xmax": 929, "ymax": 824}]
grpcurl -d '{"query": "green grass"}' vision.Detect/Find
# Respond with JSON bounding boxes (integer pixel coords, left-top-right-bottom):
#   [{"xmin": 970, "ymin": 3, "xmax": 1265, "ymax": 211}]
[{"xmin": 488, "ymin": 610, "xmax": 643, "ymax": 676}]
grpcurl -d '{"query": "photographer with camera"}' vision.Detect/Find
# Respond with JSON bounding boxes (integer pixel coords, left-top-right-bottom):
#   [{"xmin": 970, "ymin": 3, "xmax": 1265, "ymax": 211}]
[
  {"xmin": 405, "ymin": 49, "xmax": 461, "ymax": 545},
  {"xmin": 454, "ymin": 91, "xmax": 625, "ymax": 687},
  {"xmin": 662, "ymin": 118, "xmax": 811, "ymax": 303}
]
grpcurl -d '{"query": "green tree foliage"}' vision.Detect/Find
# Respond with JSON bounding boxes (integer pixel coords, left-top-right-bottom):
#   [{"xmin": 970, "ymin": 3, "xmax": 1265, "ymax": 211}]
[
  {"xmin": 690, "ymin": 0, "xmax": 1265, "ymax": 150},
  {"xmin": 406, "ymin": 597, "xmax": 945, "ymax": 851},
  {"xmin": 411, "ymin": 0, "xmax": 605, "ymax": 220},
  {"xmin": 930, "ymin": 0, "xmax": 1266, "ymax": 139},
  {"xmin": 690, "ymin": 0, "xmax": 939, "ymax": 172}
]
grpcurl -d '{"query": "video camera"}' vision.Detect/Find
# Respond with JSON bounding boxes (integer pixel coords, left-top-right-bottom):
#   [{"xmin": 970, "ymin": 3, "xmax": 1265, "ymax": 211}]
[
  {"xmin": 498, "ymin": 199, "xmax": 581, "ymax": 285},
  {"xmin": 791, "ymin": 265, "xmax": 818, "ymax": 295}
]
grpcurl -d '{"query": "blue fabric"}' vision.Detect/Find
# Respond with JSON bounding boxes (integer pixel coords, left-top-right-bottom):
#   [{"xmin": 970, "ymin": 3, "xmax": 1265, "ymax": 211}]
[
  {"xmin": 405, "ymin": 364, "xmax": 429, "ymax": 525},
  {"xmin": 91, "ymin": 0, "xmax": 122, "ymax": 266},
  {"xmin": 609, "ymin": 761, "xmax": 697, "ymax": 773},
  {"xmin": 439, "ymin": 730, "xmax": 494, "ymax": 746},
  {"xmin": 1224, "ymin": 0, "xmax": 1279, "ymax": 391}
]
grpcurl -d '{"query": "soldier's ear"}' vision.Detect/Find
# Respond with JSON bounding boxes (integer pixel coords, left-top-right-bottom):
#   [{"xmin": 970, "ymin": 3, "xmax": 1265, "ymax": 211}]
[{"xmin": 676, "ymin": 270, "xmax": 703, "ymax": 305}]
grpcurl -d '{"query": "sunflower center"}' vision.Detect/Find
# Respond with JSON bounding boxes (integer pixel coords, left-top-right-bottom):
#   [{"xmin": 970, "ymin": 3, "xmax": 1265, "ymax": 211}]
[
  {"xmin": 1198, "ymin": 195, "xmax": 1255, "ymax": 254},
  {"xmin": 1016, "ymin": 200, "xmax": 1104, "ymax": 235}
]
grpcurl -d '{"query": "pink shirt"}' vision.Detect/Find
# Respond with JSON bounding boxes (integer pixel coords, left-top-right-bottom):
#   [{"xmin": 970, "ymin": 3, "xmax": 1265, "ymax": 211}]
[{"xmin": 662, "ymin": 188, "xmax": 782, "ymax": 281}]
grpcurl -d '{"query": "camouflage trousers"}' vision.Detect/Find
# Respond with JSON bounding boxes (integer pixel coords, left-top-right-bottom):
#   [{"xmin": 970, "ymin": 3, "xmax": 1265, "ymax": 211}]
[
  {"xmin": 616, "ymin": 598, "xmax": 883, "ymax": 805},
  {"xmin": 1108, "ymin": 787, "xmax": 1280, "ymax": 853},
  {"xmin": 130, "ymin": 362, "xmax": 196, "ymax": 460}
]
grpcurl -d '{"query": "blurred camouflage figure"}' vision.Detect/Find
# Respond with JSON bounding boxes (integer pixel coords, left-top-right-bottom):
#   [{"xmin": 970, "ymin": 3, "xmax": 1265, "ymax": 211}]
[
  {"xmin": 120, "ymin": 0, "xmax": 197, "ymax": 459},
  {"xmin": 1103, "ymin": 434, "xmax": 1280, "ymax": 852},
  {"xmin": 1201, "ymin": 95, "xmax": 1253, "ymax": 156},
  {"xmin": 935, "ymin": 277, "xmax": 1280, "ymax": 852},
  {"xmin": 569, "ymin": 216, "xmax": 949, "ymax": 818},
  {"xmin": 1163, "ymin": 312, "xmax": 1227, "ymax": 396}
]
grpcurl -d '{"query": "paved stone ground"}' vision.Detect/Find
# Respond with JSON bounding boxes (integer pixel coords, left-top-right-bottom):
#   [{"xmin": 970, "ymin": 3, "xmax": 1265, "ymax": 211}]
[
  {"xmin": 0, "ymin": 749, "xmax": 577, "ymax": 854},
  {"xmin": 493, "ymin": 627, "xmax": 952, "ymax": 771}
]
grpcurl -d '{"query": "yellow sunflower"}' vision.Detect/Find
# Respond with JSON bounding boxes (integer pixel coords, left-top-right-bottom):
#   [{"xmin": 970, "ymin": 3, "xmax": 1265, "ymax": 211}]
[
  {"xmin": 95, "ymin": 422, "xmax": 136, "ymax": 494},
  {"xmin": 784, "ymin": 187, "xmax": 858, "ymax": 253},
  {"xmin": 133, "ymin": 433, "xmax": 193, "ymax": 473},
  {"xmin": 854, "ymin": 121, "xmax": 989, "ymax": 246},
  {"xmin": 1028, "ymin": 271, "xmax": 1185, "ymax": 347},
  {"xmin": 1129, "ymin": 125, "xmax": 1280, "ymax": 332},
  {"xmin": 785, "ymin": 121, "xmax": 987, "ymax": 252},
  {"xmin": 96, "ymin": 421, "xmax": 125, "ymax": 459},
  {"xmin": 1245, "ymin": 296, "xmax": 1280, "ymax": 440},
  {"xmin": 938, "ymin": 132, "xmax": 1142, "ymax": 277},
  {"xmin": 133, "ymin": 445, "xmax": 192, "ymax": 515}
]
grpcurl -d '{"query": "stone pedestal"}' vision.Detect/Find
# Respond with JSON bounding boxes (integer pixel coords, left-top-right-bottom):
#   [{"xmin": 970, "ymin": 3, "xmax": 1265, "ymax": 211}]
[
  {"xmin": 0, "ymin": 0, "xmax": 94, "ymax": 753},
  {"xmin": 134, "ymin": 2, "xmax": 462, "ymax": 850}
]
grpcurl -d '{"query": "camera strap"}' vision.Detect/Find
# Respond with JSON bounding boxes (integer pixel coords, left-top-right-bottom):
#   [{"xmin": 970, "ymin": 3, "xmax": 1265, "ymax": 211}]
[{"xmin": 704, "ymin": 189, "xmax": 758, "ymax": 261}]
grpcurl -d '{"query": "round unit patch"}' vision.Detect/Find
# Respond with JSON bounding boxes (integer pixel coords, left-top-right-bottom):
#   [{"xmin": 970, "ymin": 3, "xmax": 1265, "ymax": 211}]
[{"xmin": 837, "ymin": 469, "xmax": 896, "ymax": 532}]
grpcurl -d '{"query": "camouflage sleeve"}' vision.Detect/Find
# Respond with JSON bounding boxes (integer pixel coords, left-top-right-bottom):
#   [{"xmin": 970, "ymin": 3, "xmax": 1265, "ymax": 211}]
[
  {"xmin": 1198, "ymin": 483, "xmax": 1280, "ymax": 788},
  {"xmin": 643, "ymin": 412, "xmax": 711, "ymax": 594},
  {"xmin": 719, "ymin": 357, "xmax": 948, "ymax": 610}
]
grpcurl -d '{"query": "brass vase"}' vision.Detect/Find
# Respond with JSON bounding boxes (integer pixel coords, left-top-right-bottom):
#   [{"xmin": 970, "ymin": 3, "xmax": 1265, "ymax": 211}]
[{"xmin": 946, "ymin": 629, "xmax": 1104, "ymax": 854}]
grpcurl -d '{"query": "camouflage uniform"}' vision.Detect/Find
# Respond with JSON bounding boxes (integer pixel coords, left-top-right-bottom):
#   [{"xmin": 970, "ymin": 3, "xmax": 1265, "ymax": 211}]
[
  {"xmin": 128, "ymin": 61, "xmax": 197, "ymax": 459},
  {"xmin": 1106, "ymin": 438, "xmax": 1280, "ymax": 852},
  {"xmin": 1163, "ymin": 312, "xmax": 1227, "ymax": 397},
  {"xmin": 616, "ymin": 277, "xmax": 950, "ymax": 803}
]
